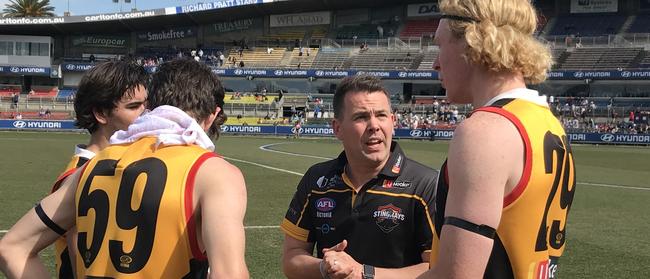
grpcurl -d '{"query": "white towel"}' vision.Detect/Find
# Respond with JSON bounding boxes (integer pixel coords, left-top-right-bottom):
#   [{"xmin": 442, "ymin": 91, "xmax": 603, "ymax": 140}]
[{"xmin": 110, "ymin": 105, "xmax": 215, "ymax": 151}]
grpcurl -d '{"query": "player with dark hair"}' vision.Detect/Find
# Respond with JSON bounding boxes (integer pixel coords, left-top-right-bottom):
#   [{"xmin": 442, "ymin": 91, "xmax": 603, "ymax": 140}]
[
  {"xmin": 0, "ymin": 59, "xmax": 248, "ymax": 279},
  {"xmin": 282, "ymin": 75, "xmax": 438, "ymax": 279},
  {"xmin": 52, "ymin": 60, "xmax": 149, "ymax": 279}
]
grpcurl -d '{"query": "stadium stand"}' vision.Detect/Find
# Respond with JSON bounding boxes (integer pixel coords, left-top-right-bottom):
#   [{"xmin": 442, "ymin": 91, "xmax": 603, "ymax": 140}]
[
  {"xmin": 0, "ymin": 86, "xmax": 21, "ymax": 99},
  {"xmin": 558, "ymin": 48, "xmax": 643, "ymax": 70},
  {"xmin": 548, "ymin": 14, "xmax": 627, "ymax": 36},
  {"xmin": 638, "ymin": 51, "xmax": 650, "ymax": 68},
  {"xmin": 56, "ymin": 89, "xmax": 76, "ymax": 102},
  {"xmin": 347, "ymin": 49, "xmax": 420, "ymax": 70},
  {"xmin": 285, "ymin": 48, "xmax": 319, "ymax": 68},
  {"xmin": 417, "ymin": 51, "xmax": 438, "ymax": 71},
  {"xmin": 311, "ymin": 48, "xmax": 351, "ymax": 69},
  {"xmin": 224, "ymin": 47, "xmax": 286, "ymax": 68},
  {"xmin": 400, "ymin": 19, "xmax": 439, "ymax": 39},
  {"xmin": 626, "ymin": 15, "xmax": 650, "ymax": 33},
  {"xmin": 27, "ymin": 87, "xmax": 59, "ymax": 100}
]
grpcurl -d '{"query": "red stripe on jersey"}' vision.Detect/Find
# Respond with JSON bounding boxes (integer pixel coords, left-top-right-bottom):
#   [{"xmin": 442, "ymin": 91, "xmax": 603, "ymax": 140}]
[
  {"xmin": 473, "ymin": 107, "xmax": 533, "ymax": 208},
  {"xmin": 50, "ymin": 168, "xmax": 77, "ymax": 193},
  {"xmin": 184, "ymin": 152, "xmax": 217, "ymax": 261}
]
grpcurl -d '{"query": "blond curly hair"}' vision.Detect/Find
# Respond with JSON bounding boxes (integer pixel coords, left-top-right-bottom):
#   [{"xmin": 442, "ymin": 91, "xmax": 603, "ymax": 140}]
[{"xmin": 439, "ymin": 0, "xmax": 552, "ymax": 84}]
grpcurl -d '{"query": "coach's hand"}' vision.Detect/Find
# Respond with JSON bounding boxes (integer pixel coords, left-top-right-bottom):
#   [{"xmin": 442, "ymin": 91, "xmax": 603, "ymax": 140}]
[{"xmin": 322, "ymin": 240, "xmax": 363, "ymax": 279}]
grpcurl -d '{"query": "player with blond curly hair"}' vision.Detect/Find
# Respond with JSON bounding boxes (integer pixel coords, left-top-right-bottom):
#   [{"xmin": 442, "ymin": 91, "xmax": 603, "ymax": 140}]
[{"xmin": 419, "ymin": 0, "xmax": 576, "ymax": 278}]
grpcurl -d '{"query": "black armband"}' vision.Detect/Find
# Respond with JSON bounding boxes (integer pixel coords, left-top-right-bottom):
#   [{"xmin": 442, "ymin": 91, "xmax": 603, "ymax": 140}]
[
  {"xmin": 35, "ymin": 203, "xmax": 66, "ymax": 236},
  {"xmin": 444, "ymin": 216, "xmax": 496, "ymax": 239}
]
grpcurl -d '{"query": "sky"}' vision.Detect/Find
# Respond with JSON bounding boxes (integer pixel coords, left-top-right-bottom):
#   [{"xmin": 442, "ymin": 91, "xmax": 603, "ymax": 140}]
[{"xmin": 0, "ymin": 0, "xmax": 210, "ymax": 16}]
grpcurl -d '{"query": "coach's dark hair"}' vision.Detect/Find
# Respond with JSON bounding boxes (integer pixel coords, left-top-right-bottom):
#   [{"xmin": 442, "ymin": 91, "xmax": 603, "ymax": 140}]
[
  {"xmin": 148, "ymin": 59, "xmax": 227, "ymax": 138},
  {"xmin": 74, "ymin": 61, "xmax": 149, "ymax": 133},
  {"xmin": 333, "ymin": 75, "xmax": 390, "ymax": 119}
]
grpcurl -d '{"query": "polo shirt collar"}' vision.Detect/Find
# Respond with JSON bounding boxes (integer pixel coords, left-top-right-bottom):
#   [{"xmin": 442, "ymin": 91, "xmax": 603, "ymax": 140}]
[{"xmin": 334, "ymin": 141, "xmax": 406, "ymax": 179}]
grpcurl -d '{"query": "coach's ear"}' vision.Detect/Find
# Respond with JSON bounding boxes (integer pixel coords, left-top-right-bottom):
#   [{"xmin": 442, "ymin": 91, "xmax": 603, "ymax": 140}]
[
  {"xmin": 93, "ymin": 108, "xmax": 109, "ymax": 125},
  {"xmin": 332, "ymin": 117, "xmax": 343, "ymax": 141}
]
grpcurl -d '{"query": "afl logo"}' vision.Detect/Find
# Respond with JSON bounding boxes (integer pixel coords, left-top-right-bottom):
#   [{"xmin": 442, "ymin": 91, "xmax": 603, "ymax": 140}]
[
  {"xmin": 621, "ymin": 71, "xmax": 632, "ymax": 78},
  {"xmin": 65, "ymin": 64, "xmax": 76, "ymax": 71},
  {"xmin": 315, "ymin": 70, "xmax": 324, "ymax": 76},
  {"xmin": 600, "ymin": 134, "xmax": 615, "ymax": 142},
  {"xmin": 573, "ymin": 71, "xmax": 584, "ymax": 78},
  {"xmin": 10, "ymin": 67, "xmax": 20, "ymax": 73},
  {"xmin": 234, "ymin": 69, "xmax": 244, "ymax": 75},
  {"xmin": 315, "ymin": 198, "xmax": 336, "ymax": 212},
  {"xmin": 274, "ymin": 70, "xmax": 283, "ymax": 76},
  {"xmin": 410, "ymin": 130, "xmax": 423, "ymax": 137},
  {"xmin": 13, "ymin": 121, "xmax": 26, "ymax": 128},
  {"xmin": 398, "ymin": 72, "xmax": 407, "ymax": 78}
]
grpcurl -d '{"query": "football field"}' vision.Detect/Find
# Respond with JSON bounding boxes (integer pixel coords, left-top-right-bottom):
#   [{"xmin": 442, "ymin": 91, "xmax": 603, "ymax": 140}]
[{"xmin": 0, "ymin": 131, "xmax": 648, "ymax": 278}]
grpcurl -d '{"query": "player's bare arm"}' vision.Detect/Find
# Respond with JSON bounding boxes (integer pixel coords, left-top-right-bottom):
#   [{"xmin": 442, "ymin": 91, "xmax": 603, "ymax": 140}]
[
  {"xmin": 195, "ymin": 157, "xmax": 249, "ymax": 279},
  {"xmin": 420, "ymin": 112, "xmax": 523, "ymax": 279},
  {"xmin": 0, "ymin": 169, "xmax": 81, "ymax": 279}
]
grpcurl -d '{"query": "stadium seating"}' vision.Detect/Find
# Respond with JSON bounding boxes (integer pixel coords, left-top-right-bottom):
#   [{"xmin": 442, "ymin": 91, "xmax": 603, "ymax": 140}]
[
  {"xmin": 400, "ymin": 19, "xmax": 439, "ymax": 39},
  {"xmin": 334, "ymin": 23, "xmax": 398, "ymax": 40},
  {"xmin": 225, "ymin": 94, "xmax": 274, "ymax": 105},
  {"xmin": 347, "ymin": 49, "xmax": 420, "ymax": 70},
  {"xmin": 0, "ymin": 111, "xmax": 71, "ymax": 120},
  {"xmin": 311, "ymin": 48, "xmax": 351, "ymax": 69},
  {"xmin": 558, "ymin": 48, "xmax": 642, "ymax": 70},
  {"xmin": 638, "ymin": 51, "xmax": 650, "ymax": 68},
  {"xmin": 286, "ymin": 48, "xmax": 319, "ymax": 68},
  {"xmin": 0, "ymin": 87, "xmax": 21, "ymax": 99},
  {"xmin": 417, "ymin": 51, "xmax": 438, "ymax": 71},
  {"xmin": 626, "ymin": 15, "xmax": 650, "ymax": 33},
  {"xmin": 225, "ymin": 48, "xmax": 286, "ymax": 68},
  {"xmin": 56, "ymin": 89, "xmax": 76, "ymax": 102},
  {"xmin": 548, "ymin": 14, "xmax": 626, "ymax": 36},
  {"xmin": 27, "ymin": 87, "xmax": 59, "ymax": 100}
]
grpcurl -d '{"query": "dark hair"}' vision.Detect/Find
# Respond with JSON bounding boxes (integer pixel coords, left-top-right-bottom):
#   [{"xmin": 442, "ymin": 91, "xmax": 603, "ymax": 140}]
[
  {"xmin": 148, "ymin": 59, "xmax": 227, "ymax": 138},
  {"xmin": 74, "ymin": 61, "xmax": 149, "ymax": 133},
  {"xmin": 333, "ymin": 75, "xmax": 390, "ymax": 119}
]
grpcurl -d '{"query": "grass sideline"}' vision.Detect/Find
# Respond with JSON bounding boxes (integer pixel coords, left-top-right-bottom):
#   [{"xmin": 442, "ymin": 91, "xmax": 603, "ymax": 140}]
[{"xmin": 0, "ymin": 131, "xmax": 648, "ymax": 278}]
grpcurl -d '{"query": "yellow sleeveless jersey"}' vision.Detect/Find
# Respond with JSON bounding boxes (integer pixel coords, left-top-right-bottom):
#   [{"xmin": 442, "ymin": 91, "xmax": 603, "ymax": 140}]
[
  {"xmin": 52, "ymin": 154, "xmax": 90, "ymax": 279},
  {"xmin": 431, "ymin": 98, "xmax": 576, "ymax": 279},
  {"xmin": 74, "ymin": 137, "xmax": 215, "ymax": 279}
]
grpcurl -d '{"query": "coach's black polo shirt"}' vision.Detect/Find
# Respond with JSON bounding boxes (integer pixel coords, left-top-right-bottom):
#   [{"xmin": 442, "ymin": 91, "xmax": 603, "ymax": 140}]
[{"xmin": 281, "ymin": 141, "xmax": 438, "ymax": 268}]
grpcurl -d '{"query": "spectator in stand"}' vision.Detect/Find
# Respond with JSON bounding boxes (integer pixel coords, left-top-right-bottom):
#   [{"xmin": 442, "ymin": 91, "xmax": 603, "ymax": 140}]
[
  {"xmin": 11, "ymin": 93, "xmax": 19, "ymax": 109},
  {"xmin": 239, "ymin": 60, "xmax": 245, "ymax": 68}
]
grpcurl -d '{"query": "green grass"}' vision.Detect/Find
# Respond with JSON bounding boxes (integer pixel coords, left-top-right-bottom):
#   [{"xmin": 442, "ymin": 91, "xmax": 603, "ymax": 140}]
[{"xmin": 0, "ymin": 132, "xmax": 648, "ymax": 278}]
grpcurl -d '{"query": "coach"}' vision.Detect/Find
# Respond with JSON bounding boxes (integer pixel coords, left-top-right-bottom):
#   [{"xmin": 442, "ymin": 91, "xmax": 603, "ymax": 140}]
[{"xmin": 281, "ymin": 75, "xmax": 438, "ymax": 279}]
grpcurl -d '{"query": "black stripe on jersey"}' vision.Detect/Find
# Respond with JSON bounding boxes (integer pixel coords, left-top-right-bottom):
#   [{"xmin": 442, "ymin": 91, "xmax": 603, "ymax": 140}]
[
  {"xmin": 484, "ymin": 234, "xmax": 515, "ymax": 279},
  {"xmin": 58, "ymin": 247, "xmax": 74, "ymax": 279},
  {"xmin": 490, "ymin": 98, "xmax": 515, "ymax": 108},
  {"xmin": 76, "ymin": 157, "xmax": 89, "ymax": 168}
]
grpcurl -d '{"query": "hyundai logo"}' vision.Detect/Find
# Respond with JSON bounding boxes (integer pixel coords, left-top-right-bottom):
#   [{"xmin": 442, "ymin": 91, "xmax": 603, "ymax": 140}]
[
  {"xmin": 13, "ymin": 121, "xmax": 26, "ymax": 128},
  {"xmin": 220, "ymin": 125, "xmax": 229, "ymax": 132},
  {"xmin": 621, "ymin": 71, "xmax": 632, "ymax": 78},
  {"xmin": 10, "ymin": 67, "xmax": 20, "ymax": 73},
  {"xmin": 410, "ymin": 130, "xmax": 423, "ymax": 137},
  {"xmin": 398, "ymin": 72, "xmax": 407, "ymax": 78},
  {"xmin": 600, "ymin": 134, "xmax": 615, "ymax": 142},
  {"xmin": 274, "ymin": 70, "xmax": 283, "ymax": 76},
  {"xmin": 66, "ymin": 64, "xmax": 76, "ymax": 70},
  {"xmin": 573, "ymin": 71, "xmax": 584, "ymax": 78},
  {"xmin": 315, "ymin": 70, "xmax": 324, "ymax": 76},
  {"xmin": 234, "ymin": 69, "xmax": 244, "ymax": 75},
  {"xmin": 291, "ymin": 127, "xmax": 304, "ymax": 134}
]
